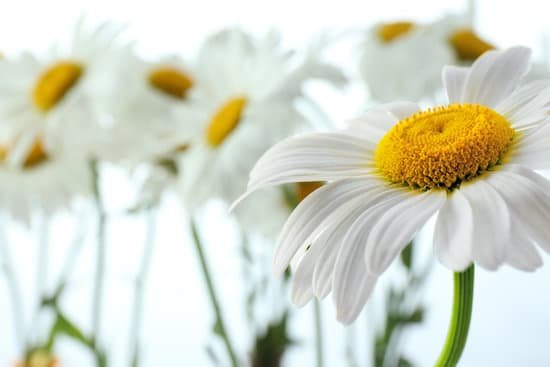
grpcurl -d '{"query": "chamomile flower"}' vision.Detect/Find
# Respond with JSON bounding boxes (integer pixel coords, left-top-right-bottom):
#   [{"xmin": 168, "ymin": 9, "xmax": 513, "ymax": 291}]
[
  {"xmin": 237, "ymin": 47, "xmax": 550, "ymax": 323},
  {"xmin": 360, "ymin": 15, "xmax": 495, "ymax": 102},
  {"xmin": 0, "ymin": 130, "xmax": 91, "ymax": 223},
  {"xmin": 178, "ymin": 29, "xmax": 345, "ymax": 209},
  {"xmin": 93, "ymin": 51, "xmax": 197, "ymax": 162},
  {"xmin": 0, "ymin": 18, "xmax": 126, "ymax": 164}
]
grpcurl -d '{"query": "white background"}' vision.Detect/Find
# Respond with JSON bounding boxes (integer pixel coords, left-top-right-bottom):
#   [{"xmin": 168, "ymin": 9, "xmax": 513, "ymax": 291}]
[{"xmin": 1, "ymin": 0, "xmax": 550, "ymax": 366}]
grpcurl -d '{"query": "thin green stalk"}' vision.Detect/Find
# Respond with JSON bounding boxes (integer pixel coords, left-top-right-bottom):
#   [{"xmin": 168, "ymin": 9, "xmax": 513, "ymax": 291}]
[
  {"xmin": 128, "ymin": 207, "xmax": 157, "ymax": 366},
  {"xmin": 0, "ymin": 222, "xmax": 25, "ymax": 351},
  {"xmin": 91, "ymin": 160, "xmax": 107, "ymax": 358},
  {"xmin": 313, "ymin": 300, "xmax": 324, "ymax": 367},
  {"xmin": 189, "ymin": 219, "xmax": 238, "ymax": 367},
  {"xmin": 435, "ymin": 265, "xmax": 475, "ymax": 367}
]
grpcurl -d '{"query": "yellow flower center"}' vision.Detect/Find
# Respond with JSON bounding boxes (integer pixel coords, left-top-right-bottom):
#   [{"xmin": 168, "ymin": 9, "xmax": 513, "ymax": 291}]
[
  {"xmin": 33, "ymin": 61, "xmax": 83, "ymax": 112},
  {"xmin": 17, "ymin": 349, "xmax": 57, "ymax": 367},
  {"xmin": 0, "ymin": 140, "xmax": 48, "ymax": 169},
  {"xmin": 374, "ymin": 104, "xmax": 515, "ymax": 190},
  {"xmin": 377, "ymin": 21, "xmax": 415, "ymax": 43},
  {"xmin": 206, "ymin": 96, "xmax": 247, "ymax": 147},
  {"xmin": 148, "ymin": 67, "xmax": 194, "ymax": 99},
  {"xmin": 449, "ymin": 28, "xmax": 495, "ymax": 61},
  {"xmin": 295, "ymin": 182, "xmax": 323, "ymax": 202}
]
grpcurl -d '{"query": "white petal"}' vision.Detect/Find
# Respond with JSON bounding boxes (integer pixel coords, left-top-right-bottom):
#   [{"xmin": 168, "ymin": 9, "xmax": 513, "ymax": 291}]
[
  {"xmin": 442, "ymin": 65, "xmax": 469, "ymax": 104},
  {"xmin": 365, "ymin": 190, "xmax": 445, "ymax": 274},
  {"xmin": 511, "ymin": 122, "xmax": 550, "ymax": 169},
  {"xmin": 496, "ymin": 80, "xmax": 550, "ymax": 129},
  {"xmin": 345, "ymin": 102, "xmax": 419, "ymax": 143},
  {"xmin": 335, "ymin": 274, "xmax": 378, "ymax": 325},
  {"xmin": 383, "ymin": 101, "xmax": 420, "ymax": 120},
  {"xmin": 505, "ymin": 232, "xmax": 543, "ymax": 272},
  {"xmin": 462, "ymin": 47, "xmax": 531, "ymax": 107},
  {"xmin": 460, "ymin": 180, "xmax": 511, "ymax": 270},
  {"xmin": 291, "ymin": 243, "xmax": 323, "ymax": 307},
  {"xmin": 332, "ymin": 191, "xmax": 405, "ymax": 323},
  {"xmin": 311, "ymin": 201, "xmax": 374, "ymax": 299},
  {"xmin": 433, "ymin": 190, "xmax": 474, "ymax": 271},
  {"xmin": 235, "ymin": 132, "xmax": 374, "ymax": 207},
  {"xmin": 487, "ymin": 167, "xmax": 550, "ymax": 253},
  {"xmin": 273, "ymin": 178, "xmax": 383, "ymax": 274}
]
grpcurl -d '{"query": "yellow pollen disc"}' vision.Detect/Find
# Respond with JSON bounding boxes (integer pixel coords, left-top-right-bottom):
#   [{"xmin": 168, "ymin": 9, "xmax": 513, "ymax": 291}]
[
  {"xmin": 449, "ymin": 28, "xmax": 495, "ymax": 61},
  {"xmin": 374, "ymin": 104, "xmax": 515, "ymax": 190},
  {"xmin": 377, "ymin": 21, "xmax": 415, "ymax": 43},
  {"xmin": 295, "ymin": 182, "xmax": 323, "ymax": 203},
  {"xmin": 206, "ymin": 96, "xmax": 247, "ymax": 147},
  {"xmin": 148, "ymin": 67, "xmax": 194, "ymax": 99},
  {"xmin": 0, "ymin": 139, "xmax": 48, "ymax": 169},
  {"xmin": 33, "ymin": 61, "xmax": 83, "ymax": 112}
]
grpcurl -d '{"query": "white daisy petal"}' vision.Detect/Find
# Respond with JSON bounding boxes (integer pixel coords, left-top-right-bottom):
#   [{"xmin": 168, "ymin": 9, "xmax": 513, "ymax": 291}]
[
  {"xmin": 291, "ymin": 243, "xmax": 323, "ymax": 307},
  {"xmin": 434, "ymin": 189, "xmax": 474, "ymax": 271},
  {"xmin": 336, "ymin": 274, "xmax": 378, "ymax": 325},
  {"xmin": 496, "ymin": 80, "xmax": 550, "ymax": 129},
  {"xmin": 505, "ymin": 232, "xmax": 543, "ymax": 272},
  {"xmin": 345, "ymin": 101, "xmax": 419, "ymax": 143},
  {"xmin": 462, "ymin": 47, "xmax": 531, "ymax": 107},
  {"xmin": 511, "ymin": 122, "xmax": 550, "ymax": 169},
  {"xmin": 332, "ymin": 192, "xmax": 404, "ymax": 323},
  {"xmin": 442, "ymin": 65, "xmax": 469, "ymax": 104},
  {"xmin": 238, "ymin": 132, "xmax": 374, "ymax": 202},
  {"xmin": 311, "ymin": 200, "xmax": 379, "ymax": 299},
  {"xmin": 460, "ymin": 180, "xmax": 511, "ymax": 270},
  {"xmin": 383, "ymin": 101, "xmax": 420, "ymax": 120},
  {"xmin": 487, "ymin": 167, "xmax": 550, "ymax": 253},
  {"xmin": 273, "ymin": 178, "xmax": 380, "ymax": 274},
  {"xmin": 365, "ymin": 190, "xmax": 446, "ymax": 274}
]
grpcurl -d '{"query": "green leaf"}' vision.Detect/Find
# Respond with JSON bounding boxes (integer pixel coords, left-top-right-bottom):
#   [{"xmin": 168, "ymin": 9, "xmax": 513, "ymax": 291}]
[
  {"xmin": 400, "ymin": 242, "xmax": 413, "ymax": 270},
  {"xmin": 55, "ymin": 312, "xmax": 93, "ymax": 347}
]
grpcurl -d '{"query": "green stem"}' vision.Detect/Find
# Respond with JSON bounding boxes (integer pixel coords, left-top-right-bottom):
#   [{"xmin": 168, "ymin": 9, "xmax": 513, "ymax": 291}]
[
  {"xmin": 189, "ymin": 219, "xmax": 238, "ymax": 367},
  {"xmin": 91, "ymin": 160, "xmax": 107, "ymax": 365},
  {"xmin": 128, "ymin": 207, "xmax": 156, "ymax": 366},
  {"xmin": 435, "ymin": 265, "xmax": 475, "ymax": 367},
  {"xmin": 313, "ymin": 300, "xmax": 324, "ymax": 367}
]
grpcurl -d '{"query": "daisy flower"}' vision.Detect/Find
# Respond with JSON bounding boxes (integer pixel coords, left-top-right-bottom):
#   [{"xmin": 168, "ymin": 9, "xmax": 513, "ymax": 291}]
[
  {"xmin": 178, "ymin": 29, "xmax": 345, "ymax": 209},
  {"xmin": 93, "ymin": 51, "xmax": 197, "ymax": 162},
  {"xmin": 0, "ymin": 18, "xmax": 126, "ymax": 165},
  {"xmin": 0, "ymin": 19, "xmax": 123, "ymax": 221},
  {"xmin": 15, "ymin": 349, "xmax": 58, "ymax": 367},
  {"xmin": 360, "ymin": 15, "xmax": 495, "ymax": 102},
  {"xmin": 236, "ymin": 47, "xmax": 550, "ymax": 325}
]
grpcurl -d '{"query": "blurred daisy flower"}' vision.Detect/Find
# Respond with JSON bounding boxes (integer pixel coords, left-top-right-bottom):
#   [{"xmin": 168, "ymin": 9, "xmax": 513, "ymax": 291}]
[
  {"xmin": 360, "ymin": 15, "xmax": 495, "ymax": 102},
  {"xmin": 15, "ymin": 349, "xmax": 58, "ymax": 367},
  {"xmin": 93, "ymin": 52, "xmax": 197, "ymax": 163},
  {"xmin": 178, "ymin": 29, "xmax": 345, "ymax": 210},
  {"xmin": 0, "ymin": 19, "xmax": 125, "ymax": 221},
  {"xmin": 237, "ymin": 47, "xmax": 550, "ymax": 323},
  {"xmin": 0, "ymin": 18, "xmax": 127, "ymax": 162}
]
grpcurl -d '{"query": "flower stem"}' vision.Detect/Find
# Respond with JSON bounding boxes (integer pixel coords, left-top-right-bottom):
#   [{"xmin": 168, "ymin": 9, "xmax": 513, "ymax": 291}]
[
  {"xmin": 128, "ymin": 207, "xmax": 156, "ymax": 366},
  {"xmin": 435, "ymin": 265, "xmax": 475, "ymax": 367},
  {"xmin": 189, "ymin": 219, "xmax": 238, "ymax": 367},
  {"xmin": 91, "ymin": 160, "xmax": 107, "ymax": 357},
  {"xmin": 313, "ymin": 300, "xmax": 324, "ymax": 367}
]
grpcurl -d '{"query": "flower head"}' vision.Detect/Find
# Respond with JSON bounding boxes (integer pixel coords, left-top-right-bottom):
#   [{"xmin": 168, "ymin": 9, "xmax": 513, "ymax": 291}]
[
  {"xmin": 236, "ymin": 47, "xmax": 550, "ymax": 323},
  {"xmin": 178, "ymin": 29, "xmax": 345, "ymax": 210},
  {"xmin": 360, "ymin": 15, "xmax": 495, "ymax": 101}
]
